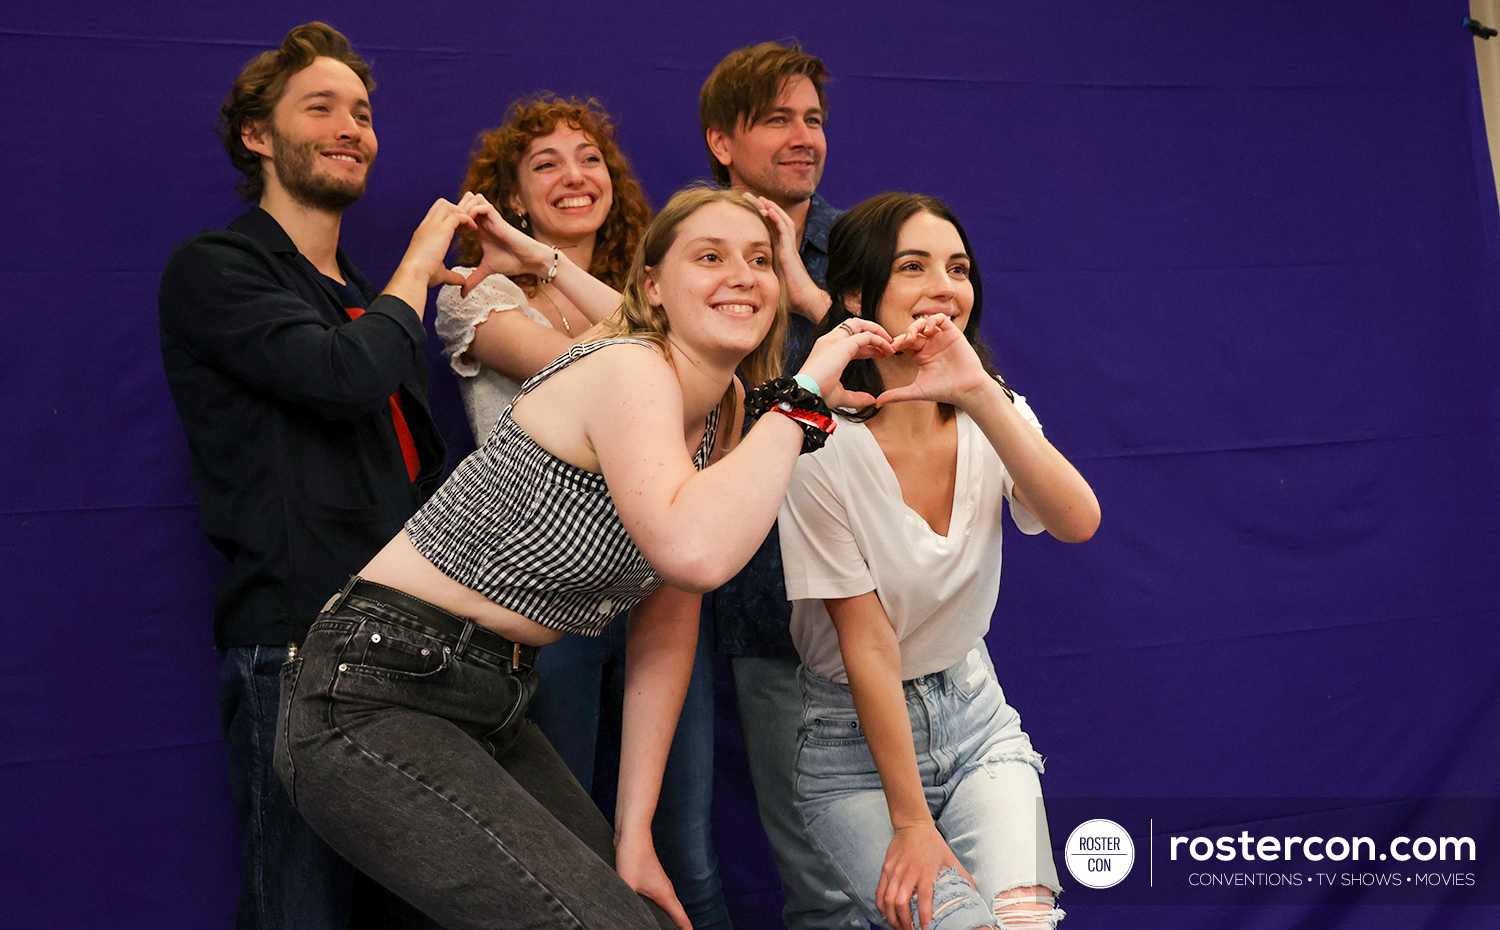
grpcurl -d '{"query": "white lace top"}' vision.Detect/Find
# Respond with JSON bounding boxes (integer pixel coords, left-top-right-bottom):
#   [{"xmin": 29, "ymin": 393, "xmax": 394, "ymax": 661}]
[{"xmin": 435, "ymin": 267, "xmax": 552, "ymax": 444}]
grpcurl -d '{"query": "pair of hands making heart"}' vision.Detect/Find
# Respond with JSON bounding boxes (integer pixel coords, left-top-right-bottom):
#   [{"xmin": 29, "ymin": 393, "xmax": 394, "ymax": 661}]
[{"xmin": 797, "ymin": 311, "xmax": 998, "ymax": 414}]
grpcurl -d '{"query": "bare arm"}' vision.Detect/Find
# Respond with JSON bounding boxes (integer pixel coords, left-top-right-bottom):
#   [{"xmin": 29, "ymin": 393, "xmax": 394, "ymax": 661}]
[
  {"xmin": 460, "ymin": 198, "xmax": 621, "ymax": 325},
  {"xmin": 826, "ymin": 592, "xmax": 977, "ymax": 930},
  {"xmin": 579, "ymin": 321, "xmax": 895, "ymax": 591},
  {"xmin": 879, "ymin": 315, "xmax": 1100, "ymax": 542},
  {"xmin": 454, "ymin": 285, "xmax": 591, "ymax": 384},
  {"xmin": 613, "ymin": 583, "xmax": 700, "ymax": 930}
]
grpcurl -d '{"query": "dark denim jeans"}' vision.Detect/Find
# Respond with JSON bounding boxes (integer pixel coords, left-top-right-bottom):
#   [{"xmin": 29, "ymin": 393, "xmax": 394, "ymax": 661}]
[
  {"xmin": 530, "ymin": 612, "xmax": 731, "ymax": 930},
  {"xmin": 275, "ymin": 591, "xmax": 675, "ymax": 930},
  {"xmin": 220, "ymin": 644, "xmax": 357, "ymax": 930}
]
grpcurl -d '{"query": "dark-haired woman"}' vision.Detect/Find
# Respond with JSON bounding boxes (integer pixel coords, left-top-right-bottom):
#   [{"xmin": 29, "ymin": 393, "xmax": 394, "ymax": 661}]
[
  {"xmin": 779, "ymin": 194, "xmax": 1099, "ymax": 930},
  {"xmin": 433, "ymin": 97, "xmax": 732, "ymax": 929}
]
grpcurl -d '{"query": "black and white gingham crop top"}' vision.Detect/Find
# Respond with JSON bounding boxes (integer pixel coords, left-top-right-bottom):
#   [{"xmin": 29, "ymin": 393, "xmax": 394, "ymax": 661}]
[{"xmin": 404, "ymin": 338, "xmax": 721, "ymax": 637}]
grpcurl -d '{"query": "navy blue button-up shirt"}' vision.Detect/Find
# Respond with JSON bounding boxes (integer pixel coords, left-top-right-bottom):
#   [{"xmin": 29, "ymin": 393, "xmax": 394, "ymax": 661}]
[{"xmin": 713, "ymin": 192, "xmax": 843, "ymax": 658}]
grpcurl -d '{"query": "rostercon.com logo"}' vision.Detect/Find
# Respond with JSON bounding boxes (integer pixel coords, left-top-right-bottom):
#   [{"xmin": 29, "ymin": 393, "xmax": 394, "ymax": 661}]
[{"xmin": 1066, "ymin": 819, "xmax": 1135, "ymax": 889}]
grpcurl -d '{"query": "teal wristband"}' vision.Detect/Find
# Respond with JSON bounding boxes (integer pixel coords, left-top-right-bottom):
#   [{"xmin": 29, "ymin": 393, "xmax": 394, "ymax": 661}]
[{"xmin": 792, "ymin": 373, "xmax": 822, "ymax": 397}]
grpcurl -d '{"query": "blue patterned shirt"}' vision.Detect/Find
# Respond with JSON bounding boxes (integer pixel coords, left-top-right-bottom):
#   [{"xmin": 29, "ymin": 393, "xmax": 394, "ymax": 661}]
[{"xmin": 713, "ymin": 192, "xmax": 843, "ymax": 657}]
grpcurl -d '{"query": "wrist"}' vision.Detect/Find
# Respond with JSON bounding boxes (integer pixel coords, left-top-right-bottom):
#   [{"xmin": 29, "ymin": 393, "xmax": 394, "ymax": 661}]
[
  {"xmin": 790, "ymin": 282, "xmax": 831, "ymax": 323},
  {"xmin": 533, "ymin": 246, "xmax": 560, "ymax": 284},
  {"xmin": 954, "ymin": 375, "xmax": 1010, "ymax": 413},
  {"xmin": 745, "ymin": 377, "xmax": 836, "ymax": 453}
]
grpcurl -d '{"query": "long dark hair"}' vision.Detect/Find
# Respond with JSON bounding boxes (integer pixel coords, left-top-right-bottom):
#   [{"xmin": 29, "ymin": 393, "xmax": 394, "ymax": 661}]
[{"xmin": 817, "ymin": 192, "xmax": 1003, "ymax": 421}]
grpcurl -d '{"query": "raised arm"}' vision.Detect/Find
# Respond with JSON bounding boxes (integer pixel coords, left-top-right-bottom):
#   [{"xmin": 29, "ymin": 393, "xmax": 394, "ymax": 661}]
[
  {"xmin": 159, "ymin": 196, "xmax": 476, "ymax": 420},
  {"xmin": 826, "ymin": 593, "xmax": 977, "ymax": 930},
  {"xmin": 579, "ymin": 322, "xmax": 893, "ymax": 592},
  {"xmin": 754, "ymin": 195, "xmax": 832, "ymax": 323},
  {"xmin": 439, "ymin": 275, "xmax": 592, "ymax": 385},
  {"xmin": 460, "ymin": 197, "xmax": 622, "ymax": 325},
  {"xmin": 612, "ymin": 583, "xmax": 700, "ymax": 930},
  {"xmin": 378, "ymin": 194, "xmax": 483, "ymax": 315},
  {"xmin": 878, "ymin": 314, "xmax": 1100, "ymax": 543}
]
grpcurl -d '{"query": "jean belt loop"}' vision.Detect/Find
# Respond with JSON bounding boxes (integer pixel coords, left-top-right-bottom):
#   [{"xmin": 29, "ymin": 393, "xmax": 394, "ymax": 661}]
[
  {"xmin": 454, "ymin": 618, "xmax": 475, "ymax": 657},
  {"xmin": 321, "ymin": 573, "xmax": 361, "ymax": 615}
]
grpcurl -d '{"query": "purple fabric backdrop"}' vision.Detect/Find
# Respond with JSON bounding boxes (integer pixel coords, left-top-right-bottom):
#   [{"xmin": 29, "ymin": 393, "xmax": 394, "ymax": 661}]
[{"xmin": 2, "ymin": 2, "xmax": 1496, "ymax": 927}]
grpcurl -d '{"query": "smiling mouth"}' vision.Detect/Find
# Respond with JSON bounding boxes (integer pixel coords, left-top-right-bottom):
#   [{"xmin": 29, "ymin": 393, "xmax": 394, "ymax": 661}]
[
  {"xmin": 554, "ymin": 195, "xmax": 594, "ymax": 209},
  {"xmin": 713, "ymin": 302, "xmax": 759, "ymax": 318},
  {"xmin": 322, "ymin": 151, "xmax": 362, "ymax": 165}
]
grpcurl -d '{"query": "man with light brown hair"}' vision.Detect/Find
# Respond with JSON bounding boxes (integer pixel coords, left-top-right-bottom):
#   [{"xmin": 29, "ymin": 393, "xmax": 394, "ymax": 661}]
[
  {"xmin": 700, "ymin": 40, "xmax": 865, "ymax": 930},
  {"xmin": 159, "ymin": 22, "xmax": 473, "ymax": 928}
]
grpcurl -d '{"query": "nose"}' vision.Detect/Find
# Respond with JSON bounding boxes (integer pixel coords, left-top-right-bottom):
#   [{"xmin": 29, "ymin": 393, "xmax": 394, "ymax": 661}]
[
  {"xmin": 926, "ymin": 267, "xmax": 955, "ymax": 298},
  {"xmin": 787, "ymin": 117, "xmax": 813, "ymax": 148},
  {"xmin": 724, "ymin": 252, "xmax": 756, "ymax": 287},
  {"xmin": 561, "ymin": 158, "xmax": 585, "ymax": 185},
  {"xmin": 335, "ymin": 109, "xmax": 362, "ymax": 141}
]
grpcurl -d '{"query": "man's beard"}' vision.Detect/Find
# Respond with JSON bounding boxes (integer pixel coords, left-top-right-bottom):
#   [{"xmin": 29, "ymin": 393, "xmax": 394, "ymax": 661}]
[{"xmin": 270, "ymin": 127, "xmax": 371, "ymax": 212}]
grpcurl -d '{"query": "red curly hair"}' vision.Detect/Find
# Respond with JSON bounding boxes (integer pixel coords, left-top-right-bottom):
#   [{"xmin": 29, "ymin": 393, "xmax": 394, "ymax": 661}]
[{"xmin": 456, "ymin": 95, "xmax": 652, "ymax": 291}]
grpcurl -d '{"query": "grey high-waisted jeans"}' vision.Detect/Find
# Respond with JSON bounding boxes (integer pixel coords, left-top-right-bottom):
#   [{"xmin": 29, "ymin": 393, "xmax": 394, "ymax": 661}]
[{"xmin": 274, "ymin": 582, "xmax": 674, "ymax": 930}]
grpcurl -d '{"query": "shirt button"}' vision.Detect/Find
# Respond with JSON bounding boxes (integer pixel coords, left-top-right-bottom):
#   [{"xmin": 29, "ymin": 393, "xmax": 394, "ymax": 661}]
[
  {"xmin": 597, "ymin": 599, "xmax": 614, "ymax": 614},
  {"xmin": 370, "ymin": 633, "xmax": 382, "ymax": 643}
]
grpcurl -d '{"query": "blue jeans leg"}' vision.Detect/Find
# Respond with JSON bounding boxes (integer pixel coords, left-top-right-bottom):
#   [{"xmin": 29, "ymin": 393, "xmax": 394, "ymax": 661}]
[
  {"xmin": 529, "ymin": 624, "xmax": 619, "ymax": 793},
  {"xmin": 654, "ymin": 615, "xmax": 731, "ymax": 930},
  {"xmin": 794, "ymin": 650, "xmax": 1062, "ymax": 930},
  {"xmin": 532, "ymin": 615, "xmax": 732, "ymax": 930},
  {"xmin": 220, "ymin": 645, "xmax": 354, "ymax": 930},
  {"xmin": 732, "ymin": 656, "xmax": 866, "ymax": 930}
]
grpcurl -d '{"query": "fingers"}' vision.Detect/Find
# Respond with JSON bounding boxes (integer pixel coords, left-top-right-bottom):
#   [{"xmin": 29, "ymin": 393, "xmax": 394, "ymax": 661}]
[
  {"xmin": 914, "ymin": 874, "xmax": 935, "ymax": 930},
  {"xmin": 642, "ymin": 886, "xmax": 692, "ymax": 930},
  {"xmin": 434, "ymin": 267, "xmax": 467, "ymax": 289},
  {"xmin": 875, "ymin": 868, "xmax": 902, "ymax": 929},
  {"xmin": 753, "ymin": 194, "xmax": 795, "ymax": 239},
  {"xmin": 826, "ymin": 386, "xmax": 876, "ymax": 411},
  {"xmin": 459, "ymin": 266, "xmax": 492, "ymax": 298}
]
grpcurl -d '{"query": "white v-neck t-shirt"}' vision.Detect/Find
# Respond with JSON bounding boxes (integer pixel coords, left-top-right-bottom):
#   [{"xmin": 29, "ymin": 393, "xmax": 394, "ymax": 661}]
[{"xmin": 778, "ymin": 397, "xmax": 1046, "ymax": 684}]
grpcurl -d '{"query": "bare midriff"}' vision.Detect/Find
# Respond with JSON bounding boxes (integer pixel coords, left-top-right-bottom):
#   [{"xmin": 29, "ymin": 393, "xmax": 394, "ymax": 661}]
[{"xmin": 358, "ymin": 531, "xmax": 565, "ymax": 647}]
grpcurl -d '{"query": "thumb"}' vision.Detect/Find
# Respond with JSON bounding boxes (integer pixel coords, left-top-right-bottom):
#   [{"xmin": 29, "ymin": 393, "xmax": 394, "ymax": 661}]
[
  {"xmin": 645, "ymin": 886, "xmax": 692, "ymax": 930},
  {"xmin": 874, "ymin": 383, "xmax": 925, "ymax": 407},
  {"xmin": 459, "ymin": 266, "xmax": 491, "ymax": 298},
  {"xmin": 828, "ymin": 388, "xmax": 877, "ymax": 412}
]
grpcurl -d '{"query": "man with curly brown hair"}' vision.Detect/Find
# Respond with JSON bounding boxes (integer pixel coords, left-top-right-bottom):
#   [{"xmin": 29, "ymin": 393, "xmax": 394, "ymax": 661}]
[{"xmin": 158, "ymin": 22, "xmax": 472, "ymax": 928}]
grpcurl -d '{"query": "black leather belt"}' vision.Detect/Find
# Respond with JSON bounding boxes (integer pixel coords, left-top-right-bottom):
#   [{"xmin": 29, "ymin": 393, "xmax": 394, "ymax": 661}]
[{"xmin": 330, "ymin": 577, "xmax": 539, "ymax": 673}]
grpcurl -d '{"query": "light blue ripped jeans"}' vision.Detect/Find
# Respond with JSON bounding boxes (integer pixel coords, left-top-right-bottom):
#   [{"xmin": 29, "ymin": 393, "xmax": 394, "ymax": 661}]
[{"xmin": 795, "ymin": 647, "xmax": 1065, "ymax": 930}]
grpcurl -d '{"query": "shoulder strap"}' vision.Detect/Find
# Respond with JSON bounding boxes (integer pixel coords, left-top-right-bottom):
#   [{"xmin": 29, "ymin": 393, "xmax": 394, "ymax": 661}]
[{"xmin": 515, "ymin": 337, "xmax": 657, "ymax": 400}]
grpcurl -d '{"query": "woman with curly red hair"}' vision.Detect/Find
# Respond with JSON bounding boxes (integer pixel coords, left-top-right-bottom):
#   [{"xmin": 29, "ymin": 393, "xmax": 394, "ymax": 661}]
[{"xmin": 438, "ymin": 95, "xmax": 653, "ymax": 441}]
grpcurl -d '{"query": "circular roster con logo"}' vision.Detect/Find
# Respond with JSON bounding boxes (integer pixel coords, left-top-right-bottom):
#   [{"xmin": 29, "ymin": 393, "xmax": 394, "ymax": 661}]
[{"xmin": 1064, "ymin": 819, "xmax": 1134, "ymax": 889}]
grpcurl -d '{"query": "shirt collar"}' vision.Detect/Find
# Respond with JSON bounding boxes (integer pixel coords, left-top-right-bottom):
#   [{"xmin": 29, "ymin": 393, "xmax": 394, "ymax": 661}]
[
  {"xmin": 230, "ymin": 206, "xmax": 300, "ymax": 255},
  {"xmin": 801, "ymin": 191, "xmax": 839, "ymax": 255}
]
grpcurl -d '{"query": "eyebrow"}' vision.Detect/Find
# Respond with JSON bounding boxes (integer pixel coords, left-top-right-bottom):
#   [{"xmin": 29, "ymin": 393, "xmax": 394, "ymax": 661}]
[
  {"xmin": 527, "ymin": 141, "xmax": 602, "ymax": 161},
  {"xmin": 894, "ymin": 249, "xmax": 969, "ymax": 261},
  {"xmin": 685, "ymin": 236, "xmax": 774, "ymax": 250},
  {"xmin": 296, "ymin": 88, "xmax": 371, "ymax": 110},
  {"xmin": 763, "ymin": 104, "xmax": 825, "ymax": 119}
]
